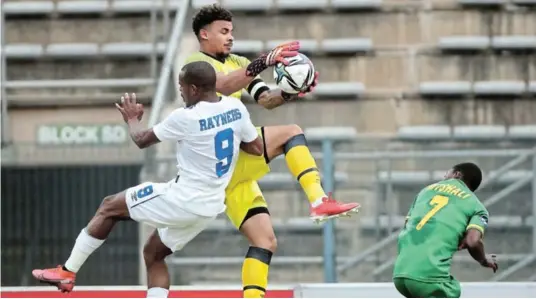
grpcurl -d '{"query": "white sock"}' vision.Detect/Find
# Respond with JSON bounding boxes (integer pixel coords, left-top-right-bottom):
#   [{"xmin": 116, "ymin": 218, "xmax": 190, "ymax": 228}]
[
  {"xmin": 311, "ymin": 197, "xmax": 326, "ymax": 208},
  {"xmin": 64, "ymin": 229, "xmax": 105, "ymax": 273},
  {"xmin": 147, "ymin": 287, "xmax": 169, "ymax": 298}
]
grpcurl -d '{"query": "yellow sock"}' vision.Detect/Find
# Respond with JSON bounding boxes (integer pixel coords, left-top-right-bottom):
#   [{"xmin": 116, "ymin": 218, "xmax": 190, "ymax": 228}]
[
  {"xmin": 284, "ymin": 134, "xmax": 326, "ymax": 204},
  {"xmin": 242, "ymin": 247, "xmax": 272, "ymax": 298}
]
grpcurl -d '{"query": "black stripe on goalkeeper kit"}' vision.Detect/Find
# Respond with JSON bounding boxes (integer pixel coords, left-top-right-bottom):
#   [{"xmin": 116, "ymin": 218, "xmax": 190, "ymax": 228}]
[
  {"xmin": 253, "ymin": 85, "xmax": 270, "ymax": 102},
  {"xmin": 283, "ymin": 134, "xmax": 308, "ymax": 154},
  {"xmin": 297, "ymin": 167, "xmax": 319, "ymax": 182},
  {"xmin": 243, "ymin": 285, "xmax": 266, "ymax": 293},
  {"xmin": 240, "ymin": 207, "xmax": 270, "ymax": 228},
  {"xmin": 260, "ymin": 127, "xmax": 270, "ymax": 164},
  {"xmin": 247, "ymin": 78, "xmax": 264, "ymax": 94},
  {"xmin": 245, "ymin": 246, "xmax": 273, "ymax": 265}
]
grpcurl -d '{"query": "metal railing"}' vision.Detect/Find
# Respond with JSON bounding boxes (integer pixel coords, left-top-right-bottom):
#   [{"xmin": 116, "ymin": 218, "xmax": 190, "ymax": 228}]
[
  {"xmin": 138, "ymin": 0, "xmax": 191, "ymax": 285},
  {"xmin": 141, "ymin": 0, "xmax": 190, "ymax": 181},
  {"xmin": 2, "ymin": 140, "xmax": 535, "ymax": 285},
  {"xmin": 1, "ymin": 161, "xmax": 143, "ymax": 286},
  {"xmin": 337, "ymin": 146, "xmax": 536, "ymax": 282},
  {"xmin": 1, "ymin": 3, "xmax": 9, "ymax": 146},
  {"xmin": 151, "ymin": 138, "xmax": 536, "ymax": 284},
  {"xmin": 5, "ymin": 78, "xmax": 156, "ymax": 89},
  {"xmin": 146, "ymin": 0, "xmax": 189, "ymax": 128},
  {"xmin": 149, "ymin": 0, "xmax": 173, "ymax": 80}
]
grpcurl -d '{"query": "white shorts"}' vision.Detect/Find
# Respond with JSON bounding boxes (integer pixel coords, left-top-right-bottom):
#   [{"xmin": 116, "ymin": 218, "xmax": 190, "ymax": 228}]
[{"xmin": 125, "ymin": 181, "xmax": 215, "ymax": 252}]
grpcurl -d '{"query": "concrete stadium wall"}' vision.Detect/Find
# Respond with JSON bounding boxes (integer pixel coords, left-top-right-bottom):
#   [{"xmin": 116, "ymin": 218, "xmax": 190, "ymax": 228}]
[{"xmin": 5, "ymin": 107, "xmax": 150, "ymax": 165}]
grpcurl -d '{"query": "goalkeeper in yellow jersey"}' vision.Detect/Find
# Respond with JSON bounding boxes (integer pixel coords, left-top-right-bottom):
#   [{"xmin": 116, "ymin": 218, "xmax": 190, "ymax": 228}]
[{"xmin": 182, "ymin": 4, "xmax": 360, "ymax": 298}]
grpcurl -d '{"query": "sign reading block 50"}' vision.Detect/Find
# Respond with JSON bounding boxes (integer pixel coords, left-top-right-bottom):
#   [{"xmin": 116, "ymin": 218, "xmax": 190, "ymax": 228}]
[{"xmin": 37, "ymin": 124, "xmax": 128, "ymax": 145}]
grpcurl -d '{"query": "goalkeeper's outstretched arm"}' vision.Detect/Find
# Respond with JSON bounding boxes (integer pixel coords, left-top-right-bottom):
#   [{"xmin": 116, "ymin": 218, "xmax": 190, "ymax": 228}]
[
  {"xmin": 214, "ymin": 41, "xmax": 300, "ymax": 98},
  {"xmin": 214, "ymin": 68, "xmax": 258, "ymax": 96}
]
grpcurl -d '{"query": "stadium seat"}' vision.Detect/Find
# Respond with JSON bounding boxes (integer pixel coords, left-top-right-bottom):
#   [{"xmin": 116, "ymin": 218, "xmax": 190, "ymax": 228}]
[
  {"xmin": 458, "ymin": 0, "xmax": 507, "ymax": 6},
  {"xmin": 512, "ymin": 0, "xmax": 536, "ymax": 5},
  {"xmin": 186, "ymin": 214, "xmax": 528, "ymax": 236},
  {"xmin": 191, "ymin": 0, "xmax": 219, "ymax": 9},
  {"xmin": 101, "ymin": 42, "xmax": 166, "ymax": 56},
  {"xmin": 3, "ymin": 1, "xmax": 55, "ymax": 15},
  {"xmin": 266, "ymin": 39, "xmax": 319, "ymax": 53},
  {"xmin": 438, "ymin": 36, "xmax": 490, "ymax": 51},
  {"xmin": 268, "ymin": 82, "xmax": 365, "ymax": 98},
  {"xmin": 321, "ymin": 38, "xmax": 373, "ymax": 54},
  {"xmin": 4, "ymin": 0, "xmax": 183, "ymax": 15},
  {"xmin": 491, "ymin": 36, "xmax": 536, "ymax": 51},
  {"xmin": 419, "ymin": 81, "xmax": 472, "ymax": 96},
  {"xmin": 258, "ymin": 172, "xmax": 349, "ymax": 190},
  {"xmin": 46, "ymin": 44, "xmax": 99, "ymax": 57},
  {"xmin": 205, "ymin": 217, "xmax": 324, "ymax": 232},
  {"xmin": 231, "ymin": 40, "xmax": 264, "ymax": 55},
  {"xmin": 529, "ymin": 81, "xmax": 536, "ymax": 93},
  {"xmin": 360, "ymin": 215, "xmax": 527, "ymax": 230},
  {"xmin": 378, "ymin": 171, "xmax": 433, "ymax": 186},
  {"xmin": 169, "ymin": 256, "xmax": 332, "ymax": 266},
  {"xmin": 220, "ymin": 0, "xmax": 272, "ymax": 11},
  {"xmin": 486, "ymin": 170, "xmax": 533, "ymax": 184},
  {"xmin": 277, "ymin": 0, "xmax": 329, "ymax": 10},
  {"xmin": 5, "ymin": 39, "xmax": 373, "ymax": 59},
  {"xmin": 453, "ymin": 125, "xmax": 507, "ymax": 141},
  {"xmin": 473, "ymin": 81, "xmax": 526, "ymax": 95},
  {"xmin": 312, "ymin": 82, "xmax": 365, "ymax": 97},
  {"xmin": 4, "ymin": 43, "xmax": 167, "ymax": 59},
  {"xmin": 378, "ymin": 170, "xmax": 531, "ymax": 186},
  {"xmin": 304, "ymin": 127, "xmax": 357, "ymax": 142},
  {"xmin": 5, "ymin": 78, "xmax": 155, "ymax": 89},
  {"xmin": 330, "ymin": 0, "xmax": 383, "ymax": 10},
  {"xmin": 4, "ymin": 44, "xmax": 44, "ymax": 58},
  {"xmin": 396, "ymin": 126, "xmax": 452, "ymax": 141},
  {"xmin": 509, "ymin": 125, "xmax": 536, "ymax": 140},
  {"xmin": 172, "ymin": 213, "xmax": 527, "ymax": 268},
  {"xmin": 111, "ymin": 0, "xmax": 183, "ymax": 12},
  {"xmin": 56, "ymin": 1, "xmax": 108, "ymax": 14}
]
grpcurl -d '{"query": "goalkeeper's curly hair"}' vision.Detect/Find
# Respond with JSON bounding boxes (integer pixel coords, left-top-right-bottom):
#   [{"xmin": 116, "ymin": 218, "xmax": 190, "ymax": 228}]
[{"xmin": 192, "ymin": 4, "xmax": 233, "ymax": 37}]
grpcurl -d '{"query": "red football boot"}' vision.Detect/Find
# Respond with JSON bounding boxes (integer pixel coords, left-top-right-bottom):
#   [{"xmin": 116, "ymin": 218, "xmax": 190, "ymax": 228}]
[
  {"xmin": 310, "ymin": 193, "xmax": 360, "ymax": 224},
  {"xmin": 32, "ymin": 265, "xmax": 76, "ymax": 293}
]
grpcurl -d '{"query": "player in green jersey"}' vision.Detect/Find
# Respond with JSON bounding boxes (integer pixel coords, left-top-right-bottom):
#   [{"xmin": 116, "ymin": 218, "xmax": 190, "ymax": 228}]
[{"xmin": 393, "ymin": 162, "xmax": 498, "ymax": 298}]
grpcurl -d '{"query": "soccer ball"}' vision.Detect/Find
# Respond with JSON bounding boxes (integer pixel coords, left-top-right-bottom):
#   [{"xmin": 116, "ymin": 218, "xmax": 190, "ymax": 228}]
[{"xmin": 273, "ymin": 53, "xmax": 315, "ymax": 94}]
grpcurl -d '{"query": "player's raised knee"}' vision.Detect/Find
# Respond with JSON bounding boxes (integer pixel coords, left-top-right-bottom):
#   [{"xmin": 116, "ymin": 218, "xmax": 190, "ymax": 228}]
[
  {"xmin": 97, "ymin": 195, "xmax": 116, "ymax": 214},
  {"xmin": 254, "ymin": 234, "xmax": 277, "ymax": 253},
  {"xmin": 286, "ymin": 124, "xmax": 303, "ymax": 137},
  {"xmin": 267, "ymin": 234, "xmax": 278, "ymax": 253},
  {"xmin": 143, "ymin": 243, "xmax": 157, "ymax": 266}
]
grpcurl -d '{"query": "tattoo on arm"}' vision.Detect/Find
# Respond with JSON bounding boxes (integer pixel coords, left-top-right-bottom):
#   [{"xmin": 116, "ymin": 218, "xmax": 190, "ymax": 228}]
[
  {"xmin": 127, "ymin": 119, "xmax": 159, "ymax": 149},
  {"xmin": 257, "ymin": 90, "xmax": 287, "ymax": 110}
]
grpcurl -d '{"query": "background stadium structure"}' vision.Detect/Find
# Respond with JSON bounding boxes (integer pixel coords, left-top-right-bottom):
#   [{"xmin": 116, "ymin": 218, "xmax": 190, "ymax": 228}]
[{"xmin": 1, "ymin": 0, "xmax": 536, "ymax": 287}]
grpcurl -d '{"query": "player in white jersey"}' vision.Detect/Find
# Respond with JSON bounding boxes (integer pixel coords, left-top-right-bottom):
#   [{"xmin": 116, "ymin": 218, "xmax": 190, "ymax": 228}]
[{"xmin": 32, "ymin": 61, "xmax": 263, "ymax": 297}]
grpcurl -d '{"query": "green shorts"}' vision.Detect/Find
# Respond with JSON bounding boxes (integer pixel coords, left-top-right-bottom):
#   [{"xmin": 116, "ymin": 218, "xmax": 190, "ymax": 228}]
[{"xmin": 393, "ymin": 277, "xmax": 461, "ymax": 298}]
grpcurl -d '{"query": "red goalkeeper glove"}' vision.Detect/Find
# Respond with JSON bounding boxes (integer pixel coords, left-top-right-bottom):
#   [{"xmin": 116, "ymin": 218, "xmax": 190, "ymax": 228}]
[
  {"xmin": 298, "ymin": 71, "xmax": 319, "ymax": 97},
  {"xmin": 246, "ymin": 41, "xmax": 300, "ymax": 77}
]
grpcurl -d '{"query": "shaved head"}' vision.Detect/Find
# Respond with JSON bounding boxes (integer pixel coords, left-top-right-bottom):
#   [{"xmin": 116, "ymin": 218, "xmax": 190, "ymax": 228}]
[{"xmin": 178, "ymin": 61, "xmax": 218, "ymax": 107}]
